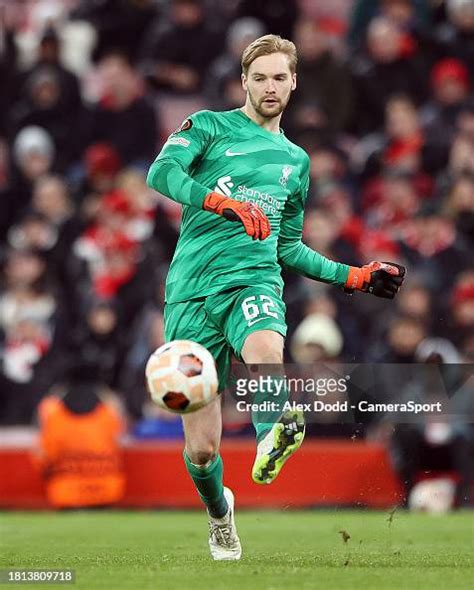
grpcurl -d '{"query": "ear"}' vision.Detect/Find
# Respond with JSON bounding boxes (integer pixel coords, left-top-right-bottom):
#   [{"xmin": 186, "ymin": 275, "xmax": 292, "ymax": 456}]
[
  {"xmin": 291, "ymin": 73, "xmax": 297, "ymax": 91},
  {"xmin": 241, "ymin": 73, "xmax": 247, "ymax": 91}
]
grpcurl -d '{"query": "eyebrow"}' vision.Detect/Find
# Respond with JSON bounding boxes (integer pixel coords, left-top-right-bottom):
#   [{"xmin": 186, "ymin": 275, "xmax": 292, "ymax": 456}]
[{"xmin": 251, "ymin": 72, "xmax": 289, "ymax": 78}]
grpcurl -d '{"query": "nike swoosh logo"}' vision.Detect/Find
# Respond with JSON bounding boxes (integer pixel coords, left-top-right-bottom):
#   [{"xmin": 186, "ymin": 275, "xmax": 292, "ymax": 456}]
[
  {"xmin": 247, "ymin": 317, "xmax": 272, "ymax": 327},
  {"xmin": 225, "ymin": 149, "xmax": 245, "ymax": 157}
]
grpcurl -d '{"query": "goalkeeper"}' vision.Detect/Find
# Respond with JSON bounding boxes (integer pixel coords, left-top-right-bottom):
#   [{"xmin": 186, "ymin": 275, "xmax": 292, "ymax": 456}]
[{"xmin": 146, "ymin": 34, "xmax": 405, "ymax": 561}]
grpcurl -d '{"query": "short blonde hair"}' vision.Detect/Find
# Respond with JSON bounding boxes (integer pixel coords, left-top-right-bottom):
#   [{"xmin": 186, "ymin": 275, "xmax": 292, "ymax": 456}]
[{"xmin": 241, "ymin": 34, "xmax": 297, "ymax": 75}]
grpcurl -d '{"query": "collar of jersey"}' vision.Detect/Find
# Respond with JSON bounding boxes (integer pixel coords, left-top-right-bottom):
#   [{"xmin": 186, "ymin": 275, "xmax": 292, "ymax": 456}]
[{"xmin": 232, "ymin": 108, "xmax": 287, "ymax": 145}]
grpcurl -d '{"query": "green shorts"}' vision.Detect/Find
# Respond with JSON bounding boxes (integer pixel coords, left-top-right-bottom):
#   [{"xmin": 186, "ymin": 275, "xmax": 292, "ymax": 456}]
[{"xmin": 164, "ymin": 285, "xmax": 287, "ymax": 392}]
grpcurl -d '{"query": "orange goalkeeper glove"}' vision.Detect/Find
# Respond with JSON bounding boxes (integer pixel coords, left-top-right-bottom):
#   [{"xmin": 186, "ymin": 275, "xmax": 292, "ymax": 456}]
[
  {"xmin": 345, "ymin": 261, "xmax": 406, "ymax": 299},
  {"xmin": 203, "ymin": 192, "xmax": 271, "ymax": 241}
]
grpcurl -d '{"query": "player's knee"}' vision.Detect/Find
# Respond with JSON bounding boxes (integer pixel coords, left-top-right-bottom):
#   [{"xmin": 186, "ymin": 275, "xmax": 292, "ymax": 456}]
[
  {"xmin": 259, "ymin": 349, "xmax": 283, "ymax": 363},
  {"xmin": 186, "ymin": 444, "xmax": 219, "ymax": 466},
  {"xmin": 241, "ymin": 331, "xmax": 284, "ymax": 364},
  {"xmin": 245, "ymin": 349, "xmax": 283, "ymax": 364},
  {"xmin": 244, "ymin": 344, "xmax": 283, "ymax": 364}
]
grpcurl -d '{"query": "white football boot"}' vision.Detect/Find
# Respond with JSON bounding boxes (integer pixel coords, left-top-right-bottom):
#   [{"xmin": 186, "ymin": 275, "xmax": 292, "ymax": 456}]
[{"xmin": 208, "ymin": 487, "xmax": 242, "ymax": 560}]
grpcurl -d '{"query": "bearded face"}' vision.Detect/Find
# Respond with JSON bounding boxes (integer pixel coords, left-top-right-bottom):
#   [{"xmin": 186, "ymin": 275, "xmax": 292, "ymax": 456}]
[{"xmin": 242, "ymin": 52, "xmax": 296, "ymax": 121}]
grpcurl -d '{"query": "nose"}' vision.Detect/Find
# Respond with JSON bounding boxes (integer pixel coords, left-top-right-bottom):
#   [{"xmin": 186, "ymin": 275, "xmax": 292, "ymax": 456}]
[{"xmin": 265, "ymin": 79, "xmax": 276, "ymax": 94}]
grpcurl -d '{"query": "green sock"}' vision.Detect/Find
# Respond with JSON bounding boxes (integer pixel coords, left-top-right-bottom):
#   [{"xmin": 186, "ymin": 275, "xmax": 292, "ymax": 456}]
[
  {"xmin": 183, "ymin": 451, "xmax": 228, "ymax": 518},
  {"xmin": 252, "ymin": 375, "xmax": 289, "ymax": 444}
]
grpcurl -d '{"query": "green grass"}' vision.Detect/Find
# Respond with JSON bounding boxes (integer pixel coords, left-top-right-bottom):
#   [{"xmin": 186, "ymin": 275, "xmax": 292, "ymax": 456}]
[{"xmin": 0, "ymin": 510, "xmax": 472, "ymax": 590}]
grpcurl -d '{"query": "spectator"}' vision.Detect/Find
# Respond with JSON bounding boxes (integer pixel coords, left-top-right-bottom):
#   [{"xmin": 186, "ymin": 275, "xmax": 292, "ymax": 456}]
[
  {"xmin": 30, "ymin": 175, "xmax": 81, "ymax": 251},
  {"xmin": 358, "ymin": 95, "xmax": 428, "ymax": 180},
  {"xmin": 10, "ymin": 68, "xmax": 76, "ymax": 171},
  {"xmin": 72, "ymin": 301, "xmax": 126, "ymax": 390},
  {"xmin": 437, "ymin": 130, "xmax": 474, "ymax": 197},
  {"xmin": 117, "ymin": 167, "xmax": 178, "ymax": 262},
  {"xmin": 140, "ymin": 0, "xmax": 222, "ymax": 95},
  {"xmin": 365, "ymin": 280, "xmax": 433, "ymax": 357},
  {"xmin": 389, "ymin": 339, "xmax": 473, "ymax": 508},
  {"xmin": 119, "ymin": 307, "xmax": 165, "ymax": 419},
  {"xmin": 347, "ymin": 0, "xmax": 433, "ymax": 51},
  {"xmin": 29, "ymin": 174, "xmax": 83, "ymax": 309},
  {"xmin": 441, "ymin": 173, "xmax": 474, "ymax": 247},
  {"xmin": 206, "ymin": 17, "xmax": 265, "ymax": 109},
  {"xmin": 287, "ymin": 19, "xmax": 353, "ymax": 134},
  {"xmin": 434, "ymin": 0, "xmax": 474, "ymax": 72},
  {"xmin": 307, "ymin": 142, "xmax": 352, "ymax": 199},
  {"xmin": 82, "ymin": 51, "xmax": 158, "ymax": 167},
  {"xmin": 399, "ymin": 214, "xmax": 470, "ymax": 291},
  {"xmin": 351, "ymin": 17, "xmax": 428, "ymax": 133},
  {"xmin": 7, "ymin": 212, "xmax": 60, "ymax": 258},
  {"xmin": 340, "ymin": 229, "xmax": 407, "ymax": 360},
  {"xmin": 73, "ymin": 142, "xmax": 122, "ymax": 214},
  {"xmin": 303, "ymin": 293, "xmax": 339, "ymax": 321},
  {"xmin": 0, "ymin": 250, "xmax": 55, "ymax": 337},
  {"xmin": 16, "ymin": 27, "xmax": 82, "ymax": 116},
  {"xmin": 362, "ymin": 171, "xmax": 424, "ymax": 231},
  {"xmin": 396, "ymin": 282, "xmax": 433, "ymax": 325},
  {"xmin": 421, "ymin": 58, "xmax": 470, "ymax": 145},
  {"xmin": 74, "ymin": 219, "xmax": 137, "ymax": 296},
  {"xmin": 71, "ymin": 0, "xmax": 158, "ymax": 63},
  {"xmin": 72, "ymin": 185, "xmax": 156, "ymax": 329},
  {"xmin": 368, "ymin": 315, "xmax": 427, "ymax": 362},
  {"xmin": 456, "ymin": 101, "xmax": 474, "ymax": 142},
  {"xmin": 236, "ymin": 0, "xmax": 299, "ymax": 41},
  {"xmin": 290, "ymin": 313, "xmax": 344, "ymax": 362},
  {"xmin": 442, "ymin": 271, "xmax": 474, "ymax": 348},
  {"xmin": 0, "ymin": 126, "xmax": 55, "ymax": 241},
  {"xmin": 0, "ymin": 7, "xmax": 19, "ymax": 138},
  {"xmin": 304, "ymin": 209, "xmax": 345, "ymax": 260},
  {"xmin": 0, "ymin": 249, "xmax": 64, "ymax": 424},
  {"xmin": 11, "ymin": 28, "xmax": 83, "ymax": 170},
  {"xmin": 114, "ymin": 170, "xmax": 157, "ymax": 243}
]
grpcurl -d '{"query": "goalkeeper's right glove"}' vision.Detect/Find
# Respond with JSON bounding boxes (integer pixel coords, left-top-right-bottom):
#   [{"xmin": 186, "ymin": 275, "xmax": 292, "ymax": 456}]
[{"xmin": 203, "ymin": 192, "xmax": 271, "ymax": 240}]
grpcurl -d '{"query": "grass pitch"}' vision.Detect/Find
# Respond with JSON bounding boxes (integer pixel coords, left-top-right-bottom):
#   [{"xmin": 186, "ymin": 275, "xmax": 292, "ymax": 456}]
[{"xmin": 0, "ymin": 510, "xmax": 472, "ymax": 590}]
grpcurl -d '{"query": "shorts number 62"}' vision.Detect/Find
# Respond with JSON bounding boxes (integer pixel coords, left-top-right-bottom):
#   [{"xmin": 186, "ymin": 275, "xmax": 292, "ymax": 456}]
[{"xmin": 241, "ymin": 295, "xmax": 278, "ymax": 322}]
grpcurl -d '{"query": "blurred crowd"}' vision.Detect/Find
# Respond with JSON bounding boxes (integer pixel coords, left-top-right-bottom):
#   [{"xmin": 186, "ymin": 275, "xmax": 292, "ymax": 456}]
[{"xmin": 0, "ymin": 0, "xmax": 473, "ymax": 431}]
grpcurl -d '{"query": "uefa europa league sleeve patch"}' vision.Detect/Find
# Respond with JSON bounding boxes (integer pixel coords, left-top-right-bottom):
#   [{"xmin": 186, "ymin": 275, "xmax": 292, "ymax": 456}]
[{"xmin": 173, "ymin": 119, "xmax": 193, "ymax": 134}]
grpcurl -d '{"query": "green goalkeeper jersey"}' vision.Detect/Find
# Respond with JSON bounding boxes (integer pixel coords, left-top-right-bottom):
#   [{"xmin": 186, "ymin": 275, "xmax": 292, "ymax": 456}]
[{"xmin": 146, "ymin": 108, "xmax": 349, "ymax": 303}]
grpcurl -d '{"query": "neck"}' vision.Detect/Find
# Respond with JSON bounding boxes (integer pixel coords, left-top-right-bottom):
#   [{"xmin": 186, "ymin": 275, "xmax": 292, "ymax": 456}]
[{"xmin": 240, "ymin": 102, "xmax": 282, "ymax": 134}]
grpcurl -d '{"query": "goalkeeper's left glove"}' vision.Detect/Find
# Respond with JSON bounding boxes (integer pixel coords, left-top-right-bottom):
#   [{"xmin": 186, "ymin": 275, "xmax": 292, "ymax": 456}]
[{"xmin": 345, "ymin": 261, "xmax": 406, "ymax": 299}]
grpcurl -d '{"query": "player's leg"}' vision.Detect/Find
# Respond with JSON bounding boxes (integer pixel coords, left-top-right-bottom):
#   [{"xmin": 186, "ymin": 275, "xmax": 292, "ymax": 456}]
[
  {"xmin": 164, "ymin": 299, "xmax": 241, "ymax": 559},
  {"xmin": 241, "ymin": 329, "xmax": 305, "ymax": 485},
  {"xmin": 165, "ymin": 299, "xmax": 229, "ymax": 516},
  {"xmin": 182, "ymin": 396, "xmax": 227, "ymax": 517},
  {"xmin": 241, "ymin": 329, "xmax": 286, "ymax": 442},
  {"xmin": 206, "ymin": 286, "xmax": 305, "ymax": 484},
  {"xmin": 182, "ymin": 396, "xmax": 241, "ymax": 560}
]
